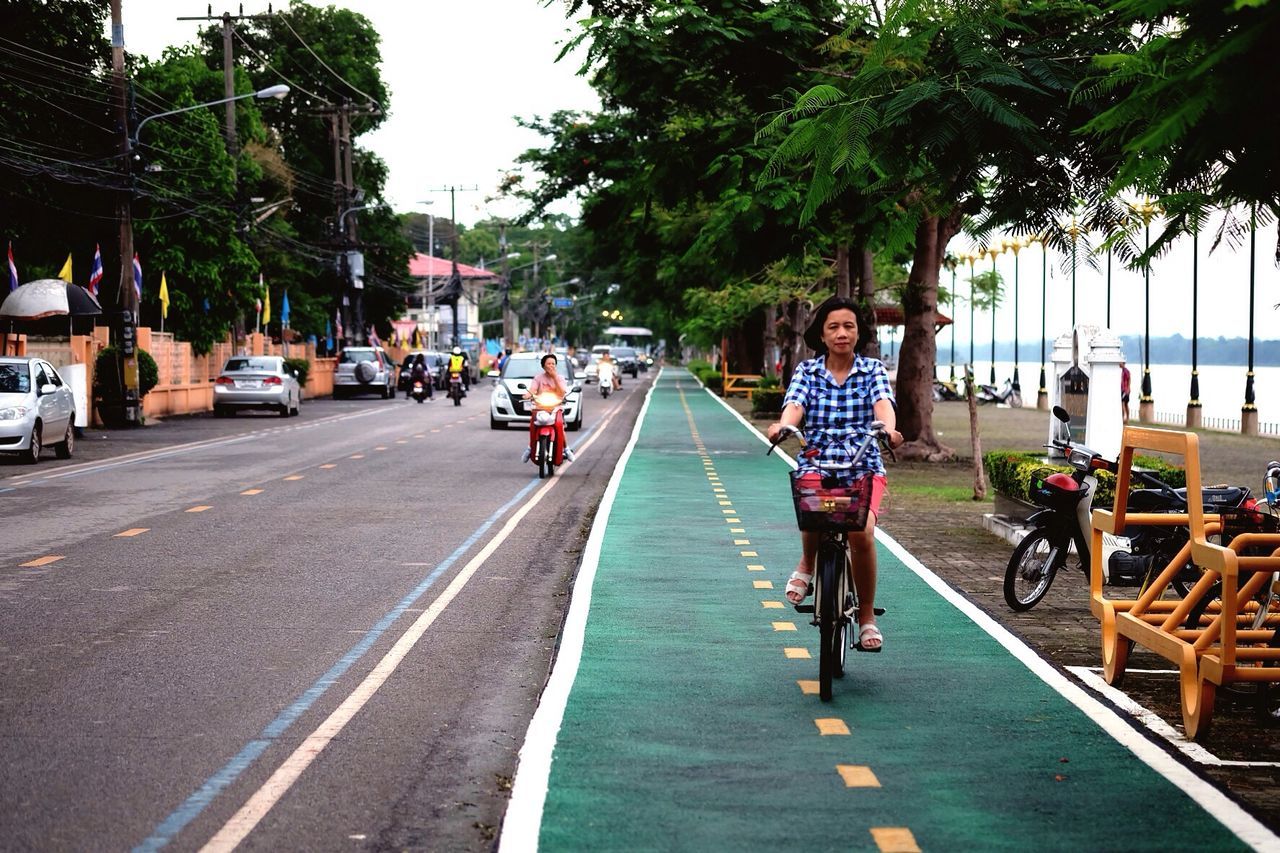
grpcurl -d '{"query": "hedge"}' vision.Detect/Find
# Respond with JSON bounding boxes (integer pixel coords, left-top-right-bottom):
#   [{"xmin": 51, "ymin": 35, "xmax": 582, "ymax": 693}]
[
  {"xmin": 94, "ymin": 345, "xmax": 158, "ymax": 398},
  {"xmin": 284, "ymin": 357, "xmax": 311, "ymax": 389},
  {"xmin": 983, "ymin": 449, "xmax": 1187, "ymax": 509}
]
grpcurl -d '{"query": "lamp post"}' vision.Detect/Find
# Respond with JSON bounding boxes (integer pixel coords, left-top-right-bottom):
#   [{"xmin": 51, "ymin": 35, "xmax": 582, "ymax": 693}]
[
  {"xmin": 337, "ymin": 202, "xmax": 380, "ymax": 345},
  {"xmin": 1004, "ymin": 236, "xmax": 1025, "ymax": 397},
  {"xmin": 1035, "ymin": 234, "xmax": 1049, "ymax": 410},
  {"xmin": 1186, "ymin": 224, "xmax": 1202, "ymax": 428},
  {"xmin": 1243, "ymin": 206, "xmax": 1259, "ymax": 435},
  {"xmin": 1066, "ymin": 215, "xmax": 1082, "ymax": 328},
  {"xmin": 985, "ymin": 244, "xmax": 1003, "ymax": 384},
  {"xmin": 130, "ymin": 84, "xmax": 290, "ymax": 148},
  {"xmin": 944, "ymin": 256, "xmax": 957, "ymax": 381},
  {"xmin": 965, "ymin": 252, "xmax": 978, "ymax": 374},
  {"xmin": 1129, "ymin": 199, "xmax": 1160, "ymax": 423},
  {"xmin": 415, "ymin": 201, "xmax": 435, "ymax": 349}
]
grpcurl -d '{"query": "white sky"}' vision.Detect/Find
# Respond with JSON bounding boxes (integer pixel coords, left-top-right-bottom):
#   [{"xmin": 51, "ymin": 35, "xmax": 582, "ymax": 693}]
[
  {"xmin": 115, "ymin": 2, "xmax": 1277, "ymax": 341},
  {"xmin": 116, "ymin": 0, "xmax": 600, "ymax": 226}
]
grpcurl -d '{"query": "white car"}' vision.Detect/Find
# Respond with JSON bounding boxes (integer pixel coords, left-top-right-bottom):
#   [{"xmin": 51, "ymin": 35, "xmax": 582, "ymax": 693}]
[
  {"xmin": 489, "ymin": 352, "xmax": 583, "ymax": 431},
  {"xmin": 0, "ymin": 356, "xmax": 76, "ymax": 463},
  {"xmin": 212, "ymin": 355, "xmax": 302, "ymax": 417}
]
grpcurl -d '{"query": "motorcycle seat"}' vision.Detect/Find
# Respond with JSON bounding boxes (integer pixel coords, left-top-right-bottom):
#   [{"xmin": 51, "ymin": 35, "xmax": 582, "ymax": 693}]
[
  {"xmin": 1178, "ymin": 485, "xmax": 1249, "ymax": 507},
  {"xmin": 1127, "ymin": 485, "xmax": 1248, "ymax": 511}
]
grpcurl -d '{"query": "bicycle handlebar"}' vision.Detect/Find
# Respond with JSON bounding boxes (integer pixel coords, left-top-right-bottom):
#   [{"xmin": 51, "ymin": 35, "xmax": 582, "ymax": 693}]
[{"xmin": 767, "ymin": 421, "xmax": 894, "ymax": 465}]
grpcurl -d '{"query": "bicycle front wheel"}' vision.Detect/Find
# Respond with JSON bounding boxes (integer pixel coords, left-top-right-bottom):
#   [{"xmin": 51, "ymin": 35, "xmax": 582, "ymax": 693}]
[{"xmin": 816, "ymin": 542, "xmax": 844, "ymax": 702}]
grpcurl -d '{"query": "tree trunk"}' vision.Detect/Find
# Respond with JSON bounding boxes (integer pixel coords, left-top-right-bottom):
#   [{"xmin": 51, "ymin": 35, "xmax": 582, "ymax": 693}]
[
  {"xmin": 853, "ymin": 244, "xmax": 880, "ymax": 360},
  {"xmin": 966, "ymin": 365, "xmax": 987, "ymax": 499},
  {"xmin": 895, "ymin": 213, "xmax": 961, "ymax": 462},
  {"xmin": 762, "ymin": 303, "xmax": 777, "ymax": 379},
  {"xmin": 835, "ymin": 243, "xmax": 851, "ymax": 299}
]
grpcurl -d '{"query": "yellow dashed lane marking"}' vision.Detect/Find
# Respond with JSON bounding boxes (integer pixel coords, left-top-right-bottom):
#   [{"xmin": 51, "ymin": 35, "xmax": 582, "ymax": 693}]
[
  {"xmin": 319, "ymin": 464, "xmax": 337, "ymax": 470},
  {"xmin": 349, "ymin": 454, "xmax": 365, "ymax": 459},
  {"xmin": 785, "ymin": 648, "xmax": 811, "ymax": 659},
  {"xmin": 731, "ymin": 528, "xmax": 746, "ymax": 533},
  {"xmin": 718, "ymin": 500, "xmax": 733, "ymax": 506},
  {"xmin": 772, "ymin": 621, "xmax": 797, "ymax": 632},
  {"xmin": 395, "ymin": 440, "xmax": 408, "ymax": 444},
  {"xmin": 186, "ymin": 505, "xmax": 212, "ymax": 513},
  {"xmin": 762, "ymin": 600, "xmax": 784, "ymax": 609},
  {"xmin": 713, "ymin": 487, "xmax": 725, "ymax": 492},
  {"xmin": 752, "ymin": 580, "xmax": 773, "ymax": 590},
  {"xmin": 115, "ymin": 528, "xmax": 149, "ymax": 537},
  {"xmin": 284, "ymin": 475, "xmax": 304, "ymax": 481},
  {"xmin": 722, "ymin": 510, "xmax": 735, "ymax": 515},
  {"xmin": 375, "ymin": 446, "xmax": 387, "ymax": 450},
  {"xmin": 241, "ymin": 489, "xmax": 264, "ymax": 495},
  {"xmin": 815, "ymin": 718, "xmax": 850, "ymax": 736},
  {"xmin": 20, "ymin": 555, "xmax": 64, "ymax": 567},
  {"xmin": 797, "ymin": 680, "xmax": 820, "ymax": 694},
  {"xmin": 871, "ymin": 828, "xmax": 920, "ymax": 853},
  {"xmin": 747, "ymin": 564, "xmax": 766, "ymax": 571},
  {"xmin": 431, "ymin": 429, "xmax": 441, "ymax": 434},
  {"xmin": 837, "ymin": 766, "xmax": 881, "ymax": 788},
  {"xmin": 414, "ymin": 433, "xmax": 425, "ymax": 438},
  {"xmin": 741, "ymin": 550, "xmax": 758, "ymax": 557}
]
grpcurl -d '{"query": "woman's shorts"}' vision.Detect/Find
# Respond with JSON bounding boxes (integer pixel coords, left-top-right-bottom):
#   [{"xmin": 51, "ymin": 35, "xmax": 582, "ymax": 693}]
[{"xmin": 796, "ymin": 472, "xmax": 888, "ymax": 523}]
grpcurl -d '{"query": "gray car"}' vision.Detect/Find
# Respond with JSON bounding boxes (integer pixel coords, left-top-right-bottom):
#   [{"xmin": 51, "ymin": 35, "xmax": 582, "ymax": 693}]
[
  {"xmin": 333, "ymin": 347, "xmax": 397, "ymax": 399},
  {"xmin": 0, "ymin": 356, "xmax": 76, "ymax": 463},
  {"xmin": 213, "ymin": 355, "xmax": 302, "ymax": 417}
]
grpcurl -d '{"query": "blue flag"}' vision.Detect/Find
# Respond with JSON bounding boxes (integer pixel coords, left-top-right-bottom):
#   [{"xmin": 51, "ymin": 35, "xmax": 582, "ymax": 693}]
[{"xmin": 280, "ymin": 290, "xmax": 291, "ymax": 326}]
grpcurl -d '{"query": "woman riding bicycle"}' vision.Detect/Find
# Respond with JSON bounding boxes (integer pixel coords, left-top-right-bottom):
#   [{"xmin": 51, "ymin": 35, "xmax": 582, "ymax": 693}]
[{"xmin": 766, "ymin": 296, "xmax": 902, "ymax": 651}]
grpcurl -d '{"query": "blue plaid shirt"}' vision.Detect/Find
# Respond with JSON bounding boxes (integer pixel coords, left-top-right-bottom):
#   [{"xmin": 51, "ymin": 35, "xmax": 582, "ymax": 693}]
[{"xmin": 783, "ymin": 355, "xmax": 894, "ymax": 476}]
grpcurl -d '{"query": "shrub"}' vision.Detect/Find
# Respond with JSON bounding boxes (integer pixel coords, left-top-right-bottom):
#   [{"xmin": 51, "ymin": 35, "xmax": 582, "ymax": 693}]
[
  {"xmin": 94, "ymin": 345, "xmax": 158, "ymax": 398},
  {"xmin": 983, "ymin": 449, "xmax": 1187, "ymax": 508},
  {"xmin": 284, "ymin": 357, "xmax": 311, "ymax": 388},
  {"xmin": 752, "ymin": 389, "xmax": 784, "ymax": 416}
]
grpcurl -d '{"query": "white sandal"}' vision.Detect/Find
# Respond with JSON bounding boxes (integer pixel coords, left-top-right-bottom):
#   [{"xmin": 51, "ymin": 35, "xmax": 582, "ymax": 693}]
[
  {"xmin": 856, "ymin": 623, "xmax": 883, "ymax": 653},
  {"xmin": 785, "ymin": 570, "xmax": 812, "ymax": 604}
]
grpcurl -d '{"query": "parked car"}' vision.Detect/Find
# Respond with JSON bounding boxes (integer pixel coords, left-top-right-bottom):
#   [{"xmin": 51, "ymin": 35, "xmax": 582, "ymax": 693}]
[
  {"xmin": 0, "ymin": 356, "xmax": 76, "ymax": 463},
  {"xmin": 489, "ymin": 352, "xmax": 583, "ymax": 431},
  {"xmin": 398, "ymin": 351, "xmax": 448, "ymax": 392},
  {"xmin": 334, "ymin": 346, "xmax": 396, "ymax": 399},
  {"xmin": 213, "ymin": 355, "xmax": 302, "ymax": 418}
]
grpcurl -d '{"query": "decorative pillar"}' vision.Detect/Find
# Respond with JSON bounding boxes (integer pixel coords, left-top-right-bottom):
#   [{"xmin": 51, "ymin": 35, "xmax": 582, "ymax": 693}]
[
  {"xmin": 946, "ymin": 257, "xmax": 957, "ymax": 381},
  {"xmin": 1036, "ymin": 235, "xmax": 1049, "ymax": 411},
  {"xmin": 1005, "ymin": 236, "xmax": 1025, "ymax": 395},
  {"xmin": 966, "ymin": 252, "xmax": 978, "ymax": 392},
  {"xmin": 1187, "ymin": 226, "xmax": 1202, "ymax": 429},
  {"xmin": 1130, "ymin": 199, "xmax": 1160, "ymax": 423},
  {"xmin": 1067, "ymin": 216, "xmax": 1082, "ymax": 328},
  {"xmin": 986, "ymin": 244, "xmax": 1001, "ymax": 384}
]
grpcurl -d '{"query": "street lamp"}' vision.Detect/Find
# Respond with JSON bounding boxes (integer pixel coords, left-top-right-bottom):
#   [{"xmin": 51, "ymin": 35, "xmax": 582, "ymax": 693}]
[
  {"xmin": 985, "ymin": 243, "xmax": 1001, "ymax": 385},
  {"xmin": 1004, "ymin": 236, "xmax": 1025, "ymax": 396},
  {"xmin": 131, "ymin": 84, "xmax": 289, "ymax": 148},
  {"xmin": 1065, "ymin": 215, "xmax": 1083, "ymax": 328},
  {"xmin": 943, "ymin": 256, "xmax": 957, "ymax": 381},
  {"xmin": 1128, "ymin": 198, "xmax": 1161, "ymax": 422}
]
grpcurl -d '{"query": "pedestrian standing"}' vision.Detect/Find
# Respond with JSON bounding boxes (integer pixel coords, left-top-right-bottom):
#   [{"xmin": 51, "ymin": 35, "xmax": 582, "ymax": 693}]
[{"xmin": 1120, "ymin": 360, "xmax": 1131, "ymax": 423}]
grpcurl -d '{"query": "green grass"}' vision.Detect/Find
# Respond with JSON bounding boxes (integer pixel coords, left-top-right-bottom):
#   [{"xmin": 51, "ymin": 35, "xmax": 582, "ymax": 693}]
[{"xmin": 891, "ymin": 481, "xmax": 992, "ymax": 503}]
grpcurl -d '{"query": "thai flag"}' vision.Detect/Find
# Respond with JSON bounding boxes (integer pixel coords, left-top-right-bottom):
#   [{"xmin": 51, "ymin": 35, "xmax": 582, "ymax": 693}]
[
  {"xmin": 132, "ymin": 253, "xmax": 142, "ymax": 301},
  {"xmin": 88, "ymin": 244, "xmax": 103, "ymax": 296},
  {"xmin": 7, "ymin": 241, "xmax": 17, "ymax": 292}
]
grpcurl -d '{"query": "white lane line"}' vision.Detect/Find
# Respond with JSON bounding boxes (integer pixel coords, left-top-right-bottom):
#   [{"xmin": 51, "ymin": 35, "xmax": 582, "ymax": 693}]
[
  {"xmin": 8, "ymin": 408, "xmax": 390, "ymax": 486},
  {"xmin": 1066, "ymin": 666, "xmax": 1280, "ymax": 768},
  {"xmin": 701, "ymin": 374, "xmax": 1280, "ymax": 851},
  {"xmin": 499, "ymin": 369, "xmax": 660, "ymax": 853},
  {"xmin": 198, "ymin": 396, "xmax": 630, "ymax": 852}
]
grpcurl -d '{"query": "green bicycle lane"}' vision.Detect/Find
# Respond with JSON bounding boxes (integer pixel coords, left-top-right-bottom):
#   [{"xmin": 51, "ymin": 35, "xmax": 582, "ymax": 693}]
[{"xmin": 501, "ymin": 369, "xmax": 1272, "ymax": 852}]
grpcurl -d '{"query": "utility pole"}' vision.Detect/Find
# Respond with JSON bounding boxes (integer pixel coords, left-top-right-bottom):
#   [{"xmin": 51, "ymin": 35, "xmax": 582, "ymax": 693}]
[
  {"xmin": 425, "ymin": 185, "xmax": 477, "ymax": 348},
  {"xmin": 109, "ymin": 0, "xmax": 142, "ymax": 425},
  {"xmin": 500, "ymin": 222, "xmax": 515, "ymax": 349}
]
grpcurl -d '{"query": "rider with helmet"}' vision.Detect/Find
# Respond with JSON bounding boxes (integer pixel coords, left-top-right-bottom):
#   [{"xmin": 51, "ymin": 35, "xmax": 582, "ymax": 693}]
[{"xmin": 447, "ymin": 346, "xmax": 469, "ymax": 393}]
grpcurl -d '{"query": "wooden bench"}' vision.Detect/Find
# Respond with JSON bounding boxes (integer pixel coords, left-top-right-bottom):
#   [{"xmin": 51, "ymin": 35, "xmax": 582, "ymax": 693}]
[{"xmin": 722, "ymin": 373, "xmax": 762, "ymax": 398}]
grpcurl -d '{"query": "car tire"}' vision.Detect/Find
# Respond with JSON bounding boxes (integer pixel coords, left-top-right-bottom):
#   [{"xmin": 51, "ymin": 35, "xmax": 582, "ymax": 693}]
[
  {"xmin": 278, "ymin": 403, "xmax": 289, "ymax": 417},
  {"xmin": 24, "ymin": 421, "xmax": 41, "ymax": 464},
  {"xmin": 388, "ymin": 384, "xmax": 396, "ymax": 399},
  {"xmin": 490, "ymin": 415, "xmax": 503, "ymax": 430},
  {"xmin": 55, "ymin": 421, "xmax": 74, "ymax": 459},
  {"xmin": 567, "ymin": 412, "xmax": 582, "ymax": 432},
  {"xmin": 333, "ymin": 387, "xmax": 345, "ymax": 401},
  {"xmin": 213, "ymin": 405, "xmax": 229, "ymax": 418},
  {"xmin": 355, "ymin": 361, "xmax": 377, "ymax": 384}
]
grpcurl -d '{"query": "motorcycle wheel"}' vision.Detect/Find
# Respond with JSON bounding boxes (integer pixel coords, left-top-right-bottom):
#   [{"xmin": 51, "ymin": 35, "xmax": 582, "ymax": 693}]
[
  {"xmin": 1004, "ymin": 529, "xmax": 1061, "ymax": 611},
  {"xmin": 538, "ymin": 434, "xmax": 552, "ymax": 478}
]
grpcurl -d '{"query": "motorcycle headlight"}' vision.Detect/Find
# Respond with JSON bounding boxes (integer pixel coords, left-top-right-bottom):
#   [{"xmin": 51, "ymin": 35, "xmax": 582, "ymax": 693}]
[
  {"xmin": 534, "ymin": 410, "xmax": 555, "ymax": 426},
  {"xmin": 0, "ymin": 405, "xmax": 28, "ymax": 420}
]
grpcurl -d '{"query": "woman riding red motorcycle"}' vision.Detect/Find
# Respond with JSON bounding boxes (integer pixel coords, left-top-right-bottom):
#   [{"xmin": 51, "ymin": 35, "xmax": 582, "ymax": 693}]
[{"xmin": 521, "ymin": 353, "xmax": 576, "ymax": 465}]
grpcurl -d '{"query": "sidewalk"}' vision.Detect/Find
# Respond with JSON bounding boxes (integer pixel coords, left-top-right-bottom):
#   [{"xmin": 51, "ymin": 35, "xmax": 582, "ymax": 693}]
[{"xmin": 501, "ymin": 370, "xmax": 1271, "ymax": 852}]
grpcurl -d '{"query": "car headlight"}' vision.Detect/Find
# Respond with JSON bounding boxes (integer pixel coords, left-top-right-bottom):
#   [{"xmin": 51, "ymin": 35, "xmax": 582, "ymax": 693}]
[
  {"xmin": 495, "ymin": 386, "xmax": 510, "ymax": 401},
  {"xmin": 0, "ymin": 406, "xmax": 29, "ymax": 420}
]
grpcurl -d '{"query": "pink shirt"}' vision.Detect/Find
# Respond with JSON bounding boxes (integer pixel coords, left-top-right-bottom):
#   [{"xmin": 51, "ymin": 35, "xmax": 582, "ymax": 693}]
[{"xmin": 529, "ymin": 370, "xmax": 568, "ymax": 397}]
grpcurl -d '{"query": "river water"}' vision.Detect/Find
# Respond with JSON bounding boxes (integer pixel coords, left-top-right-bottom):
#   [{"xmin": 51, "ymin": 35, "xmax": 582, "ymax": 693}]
[{"xmin": 930, "ymin": 360, "xmax": 1280, "ymax": 433}]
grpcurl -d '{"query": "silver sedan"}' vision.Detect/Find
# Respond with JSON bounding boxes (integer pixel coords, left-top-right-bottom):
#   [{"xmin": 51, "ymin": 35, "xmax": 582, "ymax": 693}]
[
  {"xmin": 212, "ymin": 356, "xmax": 302, "ymax": 417},
  {"xmin": 0, "ymin": 356, "xmax": 76, "ymax": 463}
]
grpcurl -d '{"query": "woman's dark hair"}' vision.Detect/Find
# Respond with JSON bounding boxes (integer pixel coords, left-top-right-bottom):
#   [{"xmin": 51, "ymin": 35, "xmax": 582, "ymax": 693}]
[
  {"xmin": 541, "ymin": 353, "xmax": 558, "ymax": 367},
  {"xmin": 803, "ymin": 295, "xmax": 861, "ymax": 355}
]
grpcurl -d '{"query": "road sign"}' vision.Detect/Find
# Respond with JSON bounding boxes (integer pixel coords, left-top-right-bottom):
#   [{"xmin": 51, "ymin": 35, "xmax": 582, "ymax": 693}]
[{"xmin": 552, "ymin": 297, "xmax": 574, "ymax": 309}]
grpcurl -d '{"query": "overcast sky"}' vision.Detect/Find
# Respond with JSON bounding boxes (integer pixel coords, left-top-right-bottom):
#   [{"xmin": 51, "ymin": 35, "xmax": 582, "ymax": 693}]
[
  {"xmin": 116, "ymin": 0, "xmax": 599, "ymax": 226},
  {"xmin": 114, "ymin": 1, "xmax": 1275, "ymax": 341}
]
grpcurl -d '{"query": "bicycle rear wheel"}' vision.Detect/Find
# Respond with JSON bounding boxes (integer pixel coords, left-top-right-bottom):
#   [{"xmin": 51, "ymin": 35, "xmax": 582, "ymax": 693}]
[{"xmin": 816, "ymin": 542, "xmax": 844, "ymax": 702}]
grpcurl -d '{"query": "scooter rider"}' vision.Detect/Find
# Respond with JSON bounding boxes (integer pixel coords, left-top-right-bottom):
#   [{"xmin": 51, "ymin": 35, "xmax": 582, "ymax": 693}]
[
  {"xmin": 448, "ymin": 346, "xmax": 469, "ymax": 393},
  {"xmin": 409, "ymin": 353, "xmax": 432, "ymax": 400},
  {"xmin": 520, "ymin": 353, "xmax": 576, "ymax": 464}
]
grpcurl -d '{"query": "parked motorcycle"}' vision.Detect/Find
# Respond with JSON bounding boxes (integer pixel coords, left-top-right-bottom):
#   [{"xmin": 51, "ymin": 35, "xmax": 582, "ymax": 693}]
[
  {"xmin": 411, "ymin": 379, "xmax": 429, "ymax": 403},
  {"xmin": 448, "ymin": 371, "xmax": 464, "ymax": 407},
  {"xmin": 977, "ymin": 378, "xmax": 1022, "ymax": 407},
  {"xmin": 530, "ymin": 391, "xmax": 566, "ymax": 478},
  {"xmin": 1003, "ymin": 406, "xmax": 1249, "ymax": 611},
  {"xmin": 932, "ymin": 378, "xmax": 963, "ymax": 401}
]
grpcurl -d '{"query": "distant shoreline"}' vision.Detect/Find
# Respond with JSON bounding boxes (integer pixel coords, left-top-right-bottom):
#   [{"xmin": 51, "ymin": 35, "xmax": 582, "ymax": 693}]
[{"xmin": 939, "ymin": 335, "xmax": 1280, "ymax": 368}]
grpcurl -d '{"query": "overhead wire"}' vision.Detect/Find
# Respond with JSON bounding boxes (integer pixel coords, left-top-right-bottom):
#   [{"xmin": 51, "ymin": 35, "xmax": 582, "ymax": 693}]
[{"xmin": 277, "ymin": 12, "xmax": 384, "ymax": 110}]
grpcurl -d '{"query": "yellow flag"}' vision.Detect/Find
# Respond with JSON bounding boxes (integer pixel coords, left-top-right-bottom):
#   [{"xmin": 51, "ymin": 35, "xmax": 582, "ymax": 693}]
[
  {"xmin": 57, "ymin": 253, "xmax": 73, "ymax": 283},
  {"xmin": 263, "ymin": 286, "xmax": 271, "ymax": 326},
  {"xmin": 158, "ymin": 271, "xmax": 170, "ymax": 319}
]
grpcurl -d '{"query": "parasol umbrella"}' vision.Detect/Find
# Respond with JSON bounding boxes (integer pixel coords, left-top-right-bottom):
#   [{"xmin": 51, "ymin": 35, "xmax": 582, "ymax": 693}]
[
  {"xmin": 1, "ymin": 278, "xmax": 103, "ymax": 320},
  {"xmin": 1, "ymin": 279, "xmax": 104, "ymax": 342}
]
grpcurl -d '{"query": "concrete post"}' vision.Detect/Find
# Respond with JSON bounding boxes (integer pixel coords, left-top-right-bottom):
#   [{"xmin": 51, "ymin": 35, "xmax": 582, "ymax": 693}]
[{"xmin": 1084, "ymin": 328, "xmax": 1125, "ymax": 463}]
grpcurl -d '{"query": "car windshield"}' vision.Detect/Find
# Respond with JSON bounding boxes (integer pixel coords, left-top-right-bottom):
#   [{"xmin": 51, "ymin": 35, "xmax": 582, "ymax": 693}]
[
  {"xmin": 0, "ymin": 364, "xmax": 30, "ymax": 393},
  {"xmin": 613, "ymin": 347, "xmax": 636, "ymax": 358},
  {"xmin": 224, "ymin": 357, "xmax": 279, "ymax": 372},
  {"xmin": 504, "ymin": 357, "xmax": 570, "ymax": 380},
  {"xmin": 340, "ymin": 350, "xmax": 377, "ymax": 364}
]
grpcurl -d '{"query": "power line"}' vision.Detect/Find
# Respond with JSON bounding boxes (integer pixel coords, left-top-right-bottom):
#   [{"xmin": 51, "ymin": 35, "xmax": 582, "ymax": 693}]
[{"xmin": 277, "ymin": 12, "xmax": 383, "ymax": 110}]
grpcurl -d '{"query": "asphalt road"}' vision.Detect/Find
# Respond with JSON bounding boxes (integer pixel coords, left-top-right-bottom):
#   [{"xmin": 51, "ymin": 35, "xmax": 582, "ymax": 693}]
[{"xmin": 0, "ymin": 372, "xmax": 654, "ymax": 852}]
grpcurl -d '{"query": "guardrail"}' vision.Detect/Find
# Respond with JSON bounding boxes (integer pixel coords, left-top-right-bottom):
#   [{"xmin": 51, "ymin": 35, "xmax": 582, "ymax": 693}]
[{"xmin": 1151, "ymin": 410, "xmax": 1280, "ymax": 436}]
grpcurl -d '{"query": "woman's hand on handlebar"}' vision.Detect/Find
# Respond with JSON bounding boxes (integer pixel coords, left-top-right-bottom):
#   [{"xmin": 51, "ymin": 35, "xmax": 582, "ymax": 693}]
[{"xmin": 885, "ymin": 428, "xmax": 904, "ymax": 449}]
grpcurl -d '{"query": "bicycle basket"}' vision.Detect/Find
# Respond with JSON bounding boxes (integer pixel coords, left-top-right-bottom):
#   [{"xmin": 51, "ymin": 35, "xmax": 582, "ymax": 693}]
[
  {"xmin": 1028, "ymin": 468, "xmax": 1084, "ymax": 512},
  {"xmin": 790, "ymin": 469, "xmax": 874, "ymax": 532}
]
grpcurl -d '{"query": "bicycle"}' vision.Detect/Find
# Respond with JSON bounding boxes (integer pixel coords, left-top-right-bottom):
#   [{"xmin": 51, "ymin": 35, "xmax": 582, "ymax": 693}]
[{"xmin": 768, "ymin": 422, "xmax": 892, "ymax": 702}]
